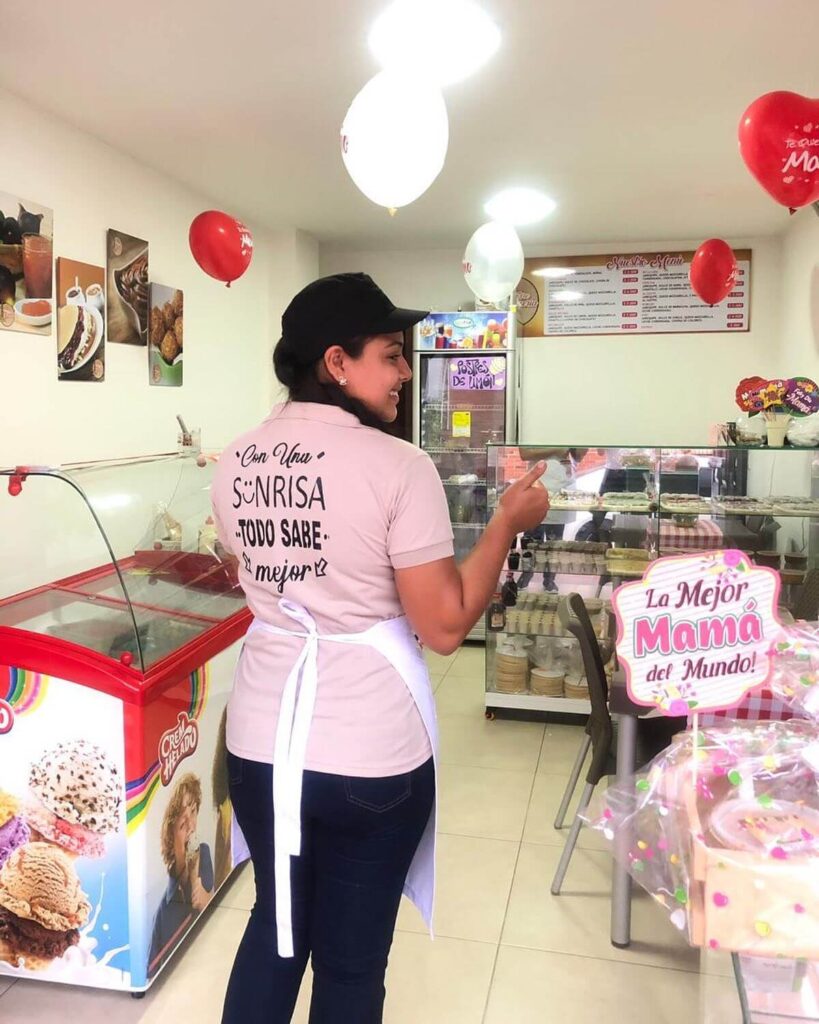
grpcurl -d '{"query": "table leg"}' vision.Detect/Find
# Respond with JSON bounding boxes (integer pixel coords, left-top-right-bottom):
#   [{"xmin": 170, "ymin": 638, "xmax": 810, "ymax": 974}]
[{"xmin": 611, "ymin": 712, "xmax": 637, "ymax": 948}]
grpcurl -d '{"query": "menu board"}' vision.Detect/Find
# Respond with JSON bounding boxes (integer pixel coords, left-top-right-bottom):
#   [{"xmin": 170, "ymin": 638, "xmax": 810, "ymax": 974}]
[{"xmin": 516, "ymin": 250, "xmax": 752, "ymax": 337}]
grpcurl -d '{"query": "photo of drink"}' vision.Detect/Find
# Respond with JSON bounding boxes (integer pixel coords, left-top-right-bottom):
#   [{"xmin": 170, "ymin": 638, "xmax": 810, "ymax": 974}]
[{"xmin": 0, "ymin": 191, "xmax": 54, "ymax": 337}]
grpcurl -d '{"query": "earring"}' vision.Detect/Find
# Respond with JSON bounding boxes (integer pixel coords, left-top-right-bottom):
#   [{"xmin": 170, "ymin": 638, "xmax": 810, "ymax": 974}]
[{"xmin": 338, "ymin": 376, "xmax": 348, "ymax": 386}]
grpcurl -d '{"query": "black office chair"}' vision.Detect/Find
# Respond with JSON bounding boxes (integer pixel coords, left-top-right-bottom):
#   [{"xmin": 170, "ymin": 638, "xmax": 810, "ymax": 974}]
[
  {"xmin": 550, "ymin": 593, "xmax": 685, "ymax": 895},
  {"xmin": 792, "ymin": 568, "xmax": 819, "ymax": 622}
]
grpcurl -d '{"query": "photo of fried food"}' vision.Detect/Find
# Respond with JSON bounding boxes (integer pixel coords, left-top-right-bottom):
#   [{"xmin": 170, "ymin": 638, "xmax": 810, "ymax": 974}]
[
  {"xmin": 148, "ymin": 283, "xmax": 184, "ymax": 379},
  {"xmin": 149, "ymin": 306, "xmax": 165, "ymax": 348},
  {"xmin": 160, "ymin": 330, "xmax": 180, "ymax": 364}
]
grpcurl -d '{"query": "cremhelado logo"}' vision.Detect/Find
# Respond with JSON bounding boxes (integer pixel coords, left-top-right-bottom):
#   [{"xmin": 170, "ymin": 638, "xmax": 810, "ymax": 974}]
[
  {"xmin": 158, "ymin": 712, "xmax": 199, "ymax": 786},
  {"xmin": 0, "ymin": 698, "xmax": 13, "ymax": 735}
]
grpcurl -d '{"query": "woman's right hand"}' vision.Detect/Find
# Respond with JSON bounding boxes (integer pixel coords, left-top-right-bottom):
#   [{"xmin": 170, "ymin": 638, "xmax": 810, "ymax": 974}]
[{"xmin": 497, "ymin": 460, "xmax": 551, "ymax": 535}]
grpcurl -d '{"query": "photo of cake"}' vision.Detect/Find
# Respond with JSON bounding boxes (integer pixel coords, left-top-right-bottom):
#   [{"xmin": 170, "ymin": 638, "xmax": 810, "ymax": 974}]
[
  {"xmin": 106, "ymin": 229, "xmax": 149, "ymax": 345},
  {"xmin": 57, "ymin": 304, "xmax": 102, "ymax": 374},
  {"xmin": 56, "ymin": 258, "xmax": 106, "ymax": 382},
  {"xmin": 26, "ymin": 740, "xmax": 123, "ymax": 858},
  {"xmin": 0, "ymin": 792, "xmax": 30, "ymax": 870},
  {"xmin": 0, "ymin": 843, "xmax": 90, "ymax": 969}
]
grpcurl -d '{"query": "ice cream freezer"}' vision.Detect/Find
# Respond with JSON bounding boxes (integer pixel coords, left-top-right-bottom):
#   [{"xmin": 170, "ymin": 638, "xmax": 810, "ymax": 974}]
[{"xmin": 0, "ymin": 452, "xmax": 251, "ymax": 993}]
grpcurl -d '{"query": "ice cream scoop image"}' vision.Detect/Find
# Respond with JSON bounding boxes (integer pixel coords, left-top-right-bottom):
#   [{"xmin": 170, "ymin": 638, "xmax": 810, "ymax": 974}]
[
  {"xmin": 0, "ymin": 791, "xmax": 30, "ymax": 870},
  {"xmin": 0, "ymin": 843, "xmax": 91, "ymax": 969},
  {"xmin": 27, "ymin": 739, "xmax": 122, "ymax": 857}
]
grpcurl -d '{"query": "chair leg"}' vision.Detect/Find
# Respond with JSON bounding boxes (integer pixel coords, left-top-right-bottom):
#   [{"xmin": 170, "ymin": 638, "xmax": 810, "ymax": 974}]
[
  {"xmin": 551, "ymin": 781, "xmax": 596, "ymax": 896},
  {"xmin": 554, "ymin": 733, "xmax": 592, "ymax": 830}
]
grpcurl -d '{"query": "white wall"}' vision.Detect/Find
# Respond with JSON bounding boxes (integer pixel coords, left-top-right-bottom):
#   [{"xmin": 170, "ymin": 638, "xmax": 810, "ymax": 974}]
[
  {"xmin": 0, "ymin": 89, "xmax": 317, "ymax": 468},
  {"xmin": 779, "ymin": 208, "xmax": 819, "ymax": 377},
  {"xmin": 268, "ymin": 228, "xmax": 319, "ymax": 407},
  {"xmin": 321, "ymin": 237, "xmax": 782, "ymax": 446}
]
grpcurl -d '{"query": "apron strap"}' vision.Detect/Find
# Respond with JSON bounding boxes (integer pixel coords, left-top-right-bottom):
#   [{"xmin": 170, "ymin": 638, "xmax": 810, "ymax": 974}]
[{"xmin": 247, "ymin": 603, "xmax": 417, "ymax": 958}]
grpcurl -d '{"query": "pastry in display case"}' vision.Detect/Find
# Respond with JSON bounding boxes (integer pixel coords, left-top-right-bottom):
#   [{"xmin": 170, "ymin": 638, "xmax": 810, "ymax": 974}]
[
  {"xmin": 0, "ymin": 453, "xmax": 250, "ymax": 993},
  {"xmin": 484, "ymin": 444, "xmax": 819, "ymax": 719}
]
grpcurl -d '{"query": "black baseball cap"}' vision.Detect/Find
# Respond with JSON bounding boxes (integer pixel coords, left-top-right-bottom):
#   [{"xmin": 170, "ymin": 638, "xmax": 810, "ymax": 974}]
[{"xmin": 279, "ymin": 273, "xmax": 428, "ymax": 366}]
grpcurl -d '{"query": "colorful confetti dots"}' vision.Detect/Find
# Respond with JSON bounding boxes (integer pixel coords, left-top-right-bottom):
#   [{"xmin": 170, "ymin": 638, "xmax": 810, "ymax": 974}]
[
  {"xmin": 709, "ymin": 939, "xmax": 720, "ymax": 950},
  {"xmin": 755, "ymin": 921, "xmax": 772, "ymax": 938},
  {"xmin": 713, "ymin": 893, "xmax": 730, "ymax": 908},
  {"xmin": 771, "ymin": 846, "xmax": 788, "ymax": 860},
  {"xmin": 636, "ymin": 779, "xmax": 650, "ymax": 792},
  {"xmin": 674, "ymin": 888, "xmax": 687, "ymax": 905},
  {"xmin": 758, "ymin": 794, "xmax": 774, "ymax": 808},
  {"xmin": 795, "ymin": 904, "xmax": 806, "ymax": 914},
  {"xmin": 728, "ymin": 770, "xmax": 742, "ymax": 785}
]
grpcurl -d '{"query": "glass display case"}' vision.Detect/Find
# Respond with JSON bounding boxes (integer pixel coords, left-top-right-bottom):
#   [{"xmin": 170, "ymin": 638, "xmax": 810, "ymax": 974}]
[
  {"xmin": 484, "ymin": 444, "xmax": 819, "ymax": 719},
  {"xmin": 0, "ymin": 453, "xmax": 250, "ymax": 992}
]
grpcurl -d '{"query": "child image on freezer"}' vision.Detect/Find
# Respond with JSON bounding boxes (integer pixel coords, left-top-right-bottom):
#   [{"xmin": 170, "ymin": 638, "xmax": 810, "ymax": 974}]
[{"xmin": 147, "ymin": 772, "xmax": 214, "ymax": 976}]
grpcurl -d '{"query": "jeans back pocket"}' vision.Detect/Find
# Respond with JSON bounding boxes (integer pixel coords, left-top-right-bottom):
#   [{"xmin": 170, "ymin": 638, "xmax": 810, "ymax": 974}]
[{"xmin": 344, "ymin": 773, "xmax": 412, "ymax": 813}]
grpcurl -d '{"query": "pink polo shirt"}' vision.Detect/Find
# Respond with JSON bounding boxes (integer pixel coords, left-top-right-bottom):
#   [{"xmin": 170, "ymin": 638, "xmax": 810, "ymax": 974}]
[{"xmin": 211, "ymin": 402, "xmax": 454, "ymax": 776}]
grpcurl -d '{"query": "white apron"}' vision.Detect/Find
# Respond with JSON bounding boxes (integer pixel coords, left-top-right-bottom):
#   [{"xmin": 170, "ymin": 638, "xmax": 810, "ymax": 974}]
[{"xmin": 246, "ymin": 599, "xmax": 439, "ymax": 958}]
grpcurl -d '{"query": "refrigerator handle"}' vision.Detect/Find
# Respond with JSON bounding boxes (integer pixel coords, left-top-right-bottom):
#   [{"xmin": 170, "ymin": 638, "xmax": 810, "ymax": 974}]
[{"xmin": 412, "ymin": 325, "xmax": 421, "ymax": 447}]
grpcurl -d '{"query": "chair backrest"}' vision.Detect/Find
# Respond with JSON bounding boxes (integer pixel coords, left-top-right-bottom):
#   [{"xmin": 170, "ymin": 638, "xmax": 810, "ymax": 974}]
[
  {"xmin": 793, "ymin": 568, "xmax": 819, "ymax": 622},
  {"xmin": 558, "ymin": 593, "xmax": 613, "ymax": 785}
]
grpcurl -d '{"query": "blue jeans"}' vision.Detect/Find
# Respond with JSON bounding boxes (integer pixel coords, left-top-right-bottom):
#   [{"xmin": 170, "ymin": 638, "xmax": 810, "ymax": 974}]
[{"xmin": 222, "ymin": 753, "xmax": 435, "ymax": 1024}]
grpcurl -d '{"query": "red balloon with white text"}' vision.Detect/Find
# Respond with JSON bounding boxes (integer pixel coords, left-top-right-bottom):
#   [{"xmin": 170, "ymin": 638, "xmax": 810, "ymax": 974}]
[
  {"xmin": 738, "ymin": 91, "xmax": 819, "ymax": 210},
  {"xmin": 189, "ymin": 211, "xmax": 253, "ymax": 286}
]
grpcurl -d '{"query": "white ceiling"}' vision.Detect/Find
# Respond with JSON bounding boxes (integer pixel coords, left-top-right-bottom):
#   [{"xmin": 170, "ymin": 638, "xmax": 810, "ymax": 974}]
[{"xmin": 3, "ymin": 0, "xmax": 818, "ymax": 250}]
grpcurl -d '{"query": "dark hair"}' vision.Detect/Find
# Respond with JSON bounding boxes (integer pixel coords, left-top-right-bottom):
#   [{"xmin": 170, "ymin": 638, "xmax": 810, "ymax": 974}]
[{"xmin": 273, "ymin": 334, "xmax": 388, "ymax": 431}]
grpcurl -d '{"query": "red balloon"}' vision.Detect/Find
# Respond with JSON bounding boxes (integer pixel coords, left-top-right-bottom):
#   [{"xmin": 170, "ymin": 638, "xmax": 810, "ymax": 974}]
[
  {"xmin": 689, "ymin": 238, "xmax": 737, "ymax": 306},
  {"xmin": 738, "ymin": 91, "xmax": 819, "ymax": 210},
  {"xmin": 189, "ymin": 211, "xmax": 253, "ymax": 286}
]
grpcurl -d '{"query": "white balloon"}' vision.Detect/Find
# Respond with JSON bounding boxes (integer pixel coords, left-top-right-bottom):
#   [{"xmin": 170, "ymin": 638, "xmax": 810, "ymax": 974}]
[
  {"xmin": 463, "ymin": 222, "xmax": 524, "ymax": 303},
  {"xmin": 341, "ymin": 71, "xmax": 449, "ymax": 210}
]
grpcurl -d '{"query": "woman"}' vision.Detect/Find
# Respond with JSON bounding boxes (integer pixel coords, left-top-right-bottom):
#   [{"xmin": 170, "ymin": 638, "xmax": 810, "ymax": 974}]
[{"xmin": 211, "ymin": 273, "xmax": 549, "ymax": 1024}]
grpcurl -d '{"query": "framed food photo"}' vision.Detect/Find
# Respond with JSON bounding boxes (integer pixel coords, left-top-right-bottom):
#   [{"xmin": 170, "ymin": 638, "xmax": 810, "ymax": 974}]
[
  {"xmin": 107, "ymin": 229, "xmax": 148, "ymax": 345},
  {"xmin": 149, "ymin": 284, "xmax": 183, "ymax": 386},
  {"xmin": 56, "ymin": 258, "xmax": 106, "ymax": 382},
  {"xmin": 0, "ymin": 191, "xmax": 54, "ymax": 337}
]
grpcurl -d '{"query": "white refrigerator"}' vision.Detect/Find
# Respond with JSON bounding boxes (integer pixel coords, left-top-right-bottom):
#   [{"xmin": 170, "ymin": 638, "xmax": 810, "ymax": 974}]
[{"xmin": 413, "ymin": 311, "xmax": 519, "ymax": 640}]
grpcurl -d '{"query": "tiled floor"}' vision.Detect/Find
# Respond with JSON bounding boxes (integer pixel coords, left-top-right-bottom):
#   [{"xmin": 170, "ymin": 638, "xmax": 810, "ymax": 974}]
[{"xmin": 0, "ymin": 645, "xmax": 743, "ymax": 1022}]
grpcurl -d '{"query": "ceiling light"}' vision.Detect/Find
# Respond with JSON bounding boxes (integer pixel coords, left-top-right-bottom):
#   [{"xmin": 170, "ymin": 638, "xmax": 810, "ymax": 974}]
[
  {"xmin": 368, "ymin": 0, "xmax": 501, "ymax": 88},
  {"xmin": 483, "ymin": 187, "xmax": 557, "ymax": 226},
  {"xmin": 532, "ymin": 267, "xmax": 575, "ymax": 279},
  {"xmin": 552, "ymin": 290, "xmax": 583, "ymax": 302}
]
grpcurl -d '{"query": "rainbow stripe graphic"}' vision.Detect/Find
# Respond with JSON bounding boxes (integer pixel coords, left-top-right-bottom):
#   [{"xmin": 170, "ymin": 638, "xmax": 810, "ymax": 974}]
[
  {"xmin": 2, "ymin": 667, "xmax": 49, "ymax": 716},
  {"xmin": 125, "ymin": 664, "xmax": 211, "ymax": 835}
]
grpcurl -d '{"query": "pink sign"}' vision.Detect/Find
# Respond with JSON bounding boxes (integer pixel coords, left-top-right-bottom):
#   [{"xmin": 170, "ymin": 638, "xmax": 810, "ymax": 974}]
[{"xmin": 613, "ymin": 550, "xmax": 782, "ymax": 715}]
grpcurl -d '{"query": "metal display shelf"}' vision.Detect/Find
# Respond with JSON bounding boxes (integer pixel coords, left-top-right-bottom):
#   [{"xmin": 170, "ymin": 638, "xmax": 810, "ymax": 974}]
[{"xmin": 485, "ymin": 692, "xmax": 591, "ymax": 715}]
